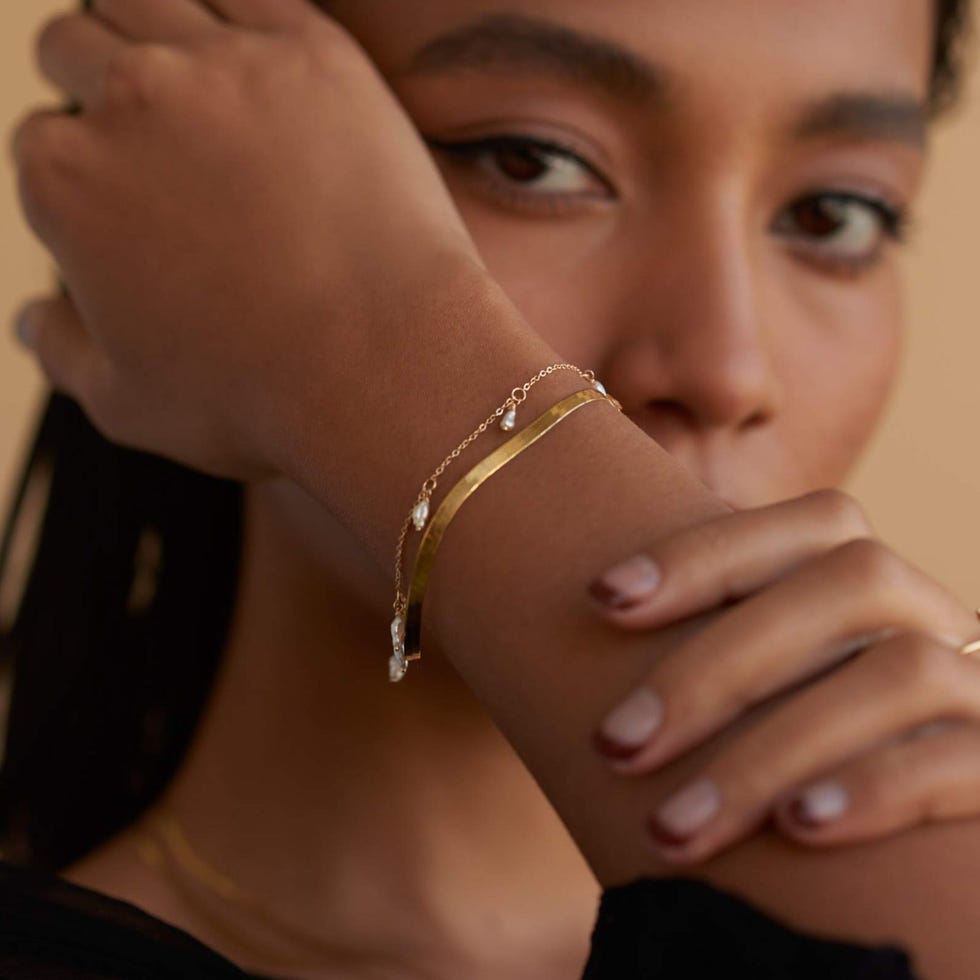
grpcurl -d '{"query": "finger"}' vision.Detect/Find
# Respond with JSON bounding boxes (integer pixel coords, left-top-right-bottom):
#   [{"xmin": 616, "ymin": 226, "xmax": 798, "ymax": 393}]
[
  {"xmin": 774, "ymin": 720, "xmax": 980, "ymax": 846},
  {"xmin": 37, "ymin": 13, "xmax": 128, "ymax": 109},
  {"xmin": 199, "ymin": 0, "xmax": 314, "ymax": 31},
  {"xmin": 89, "ymin": 0, "xmax": 221, "ymax": 43},
  {"xmin": 592, "ymin": 536, "xmax": 979, "ymax": 773},
  {"xmin": 641, "ymin": 631, "xmax": 980, "ymax": 863},
  {"xmin": 10, "ymin": 107, "xmax": 84, "ymax": 171},
  {"xmin": 11, "ymin": 108, "xmax": 92, "ymax": 248},
  {"xmin": 14, "ymin": 294, "xmax": 108, "ymax": 404},
  {"xmin": 587, "ymin": 488, "xmax": 873, "ymax": 628}
]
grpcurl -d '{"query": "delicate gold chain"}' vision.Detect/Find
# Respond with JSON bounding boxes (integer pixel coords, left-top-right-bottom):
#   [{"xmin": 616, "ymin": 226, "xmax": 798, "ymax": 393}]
[
  {"xmin": 388, "ymin": 363, "xmax": 616, "ymax": 681},
  {"xmin": 391, "ymin": 362, "xmax": 592, "ymax": 613},
  {"xmin": 400, "ymin": 386, "xmax": 621, "ymax": 672},
  {"xmin": 132, "ymin": 809, "xmax": 346, "ymax": 969}
]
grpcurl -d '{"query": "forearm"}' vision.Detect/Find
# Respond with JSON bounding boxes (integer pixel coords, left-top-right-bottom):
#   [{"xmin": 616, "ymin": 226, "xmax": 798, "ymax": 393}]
[
  {"xmin": 426, "ymin": 366, "xmax": 977, "ymax": 978},
  {"xmin": 294, "ymin": 267, "xmax": 975, "ymax": 978}
]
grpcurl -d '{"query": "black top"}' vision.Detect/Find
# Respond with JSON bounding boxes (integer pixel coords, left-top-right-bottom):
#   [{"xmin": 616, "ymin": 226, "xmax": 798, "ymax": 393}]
[{"xmin": 0, "ymin": 858, "xmax": 920, "ymax": 978}]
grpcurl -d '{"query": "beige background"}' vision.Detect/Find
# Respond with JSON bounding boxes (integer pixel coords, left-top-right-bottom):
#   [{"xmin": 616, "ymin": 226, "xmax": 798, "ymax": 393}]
[{"xmin": 1, "ymin": 5, "xmax": 979, "ymax": 601}]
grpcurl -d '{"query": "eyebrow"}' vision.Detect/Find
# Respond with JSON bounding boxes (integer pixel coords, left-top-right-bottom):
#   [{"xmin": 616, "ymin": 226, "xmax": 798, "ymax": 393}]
[
  {"xmin": 407, "ymin": 12, "xmax": 928, "ymax": 150},
  {"xmin": 406, "ymin": 13, "xmax": 665, "ymax": 105},
  {"xmin": 791, "ymin": 92, "xmax": 928, "ymax": 148}
]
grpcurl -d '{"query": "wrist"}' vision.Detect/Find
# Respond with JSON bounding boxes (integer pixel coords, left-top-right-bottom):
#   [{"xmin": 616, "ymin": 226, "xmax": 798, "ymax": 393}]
[{"xmin": 273, "ymin": 253, "xmax": 576, "ymax": 578}]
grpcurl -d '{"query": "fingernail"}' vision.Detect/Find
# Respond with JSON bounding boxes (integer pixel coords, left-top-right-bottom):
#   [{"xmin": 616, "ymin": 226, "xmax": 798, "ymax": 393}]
[
  {"xmin": 588, "ymin": 555, "xmax": 661, "ymax": 609},
  {"xmin": 593, "ymin": 688, "xmax": 663, "ymax": 759},
  {"xmin": 789, "ymin": 781, "xmax": 849, "ymax": 826},
  {"xmin": 14, "ymin": 309, "xmax": 34, "ymax": 348},
  {"xmin": 649, "ymin": 778, "xmax": 720, "ymax": 844}
]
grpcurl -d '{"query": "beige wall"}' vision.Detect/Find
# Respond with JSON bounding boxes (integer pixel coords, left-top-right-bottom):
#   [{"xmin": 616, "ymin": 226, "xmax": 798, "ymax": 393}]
[
  {"xmin": 0, "ymin": 3, "xmax": 62, "ymax": 504},
  {"xmin": 1, "ymin": 5, "xmax": 979, "ymax": 603},
  {"xmin": 848, "ymin": 58, "xmax": 980, "ymax": 607}
]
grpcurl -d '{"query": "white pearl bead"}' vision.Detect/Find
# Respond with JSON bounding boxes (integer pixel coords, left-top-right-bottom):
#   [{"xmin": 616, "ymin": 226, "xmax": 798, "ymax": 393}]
[{"xmin": 411, "ymin": 498, "xmax": 430, "ymax": 530}]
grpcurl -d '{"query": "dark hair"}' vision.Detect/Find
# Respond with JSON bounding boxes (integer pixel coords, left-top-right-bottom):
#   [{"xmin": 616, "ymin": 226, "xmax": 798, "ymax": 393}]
[
  {"xmin": 933, "ymin": 0, "xmax": 974, "ymax": 115},
  {"xmin": 0, "ymin": 395, "xmax": 242, "ymax": 870},
  {"xmin": 0, "ymin": 0, "xmax": 974, "ymax": 874}
]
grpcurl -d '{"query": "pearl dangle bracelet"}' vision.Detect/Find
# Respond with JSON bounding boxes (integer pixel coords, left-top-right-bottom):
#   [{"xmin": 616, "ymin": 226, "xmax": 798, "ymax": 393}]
[{"xmin": 389, "ymin": 364, "xmax": 622, "ymax": 682}]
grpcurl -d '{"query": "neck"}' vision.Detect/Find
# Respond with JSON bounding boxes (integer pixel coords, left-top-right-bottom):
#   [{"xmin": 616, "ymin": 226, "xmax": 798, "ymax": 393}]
[{"xmin": 156, "ymin": 478, "xmax": 598, "ymax": 973}]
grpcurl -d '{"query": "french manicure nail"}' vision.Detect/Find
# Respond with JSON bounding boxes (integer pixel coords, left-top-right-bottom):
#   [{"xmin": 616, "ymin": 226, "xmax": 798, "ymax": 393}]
[
  {"xmin": 588, "ymin": 555, "xmax": 661, "ymax": 609},
  {"xmin": 649, "ymin": 778, "xmax": 720, "ymax": 844},
  {"xmin": 593, "ymin": 687, "xmax": 663, "ymax": 759},
  {"xmin": 789, "ymin": 781, "xmax": 849, "ymax": 826}
]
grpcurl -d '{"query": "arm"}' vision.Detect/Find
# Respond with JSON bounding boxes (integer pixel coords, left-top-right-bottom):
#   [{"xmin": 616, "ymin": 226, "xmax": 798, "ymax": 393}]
[
  {"xmin": 301, "ymin": 267, "xmax": 972, "ymax": 976},
  {"xmin": 214, "ymin": 234, "xmax": 963, "ymax": 969},
  {"xmin": 334, "ymin": 273, "xmax": 976, "ymax": 979}
]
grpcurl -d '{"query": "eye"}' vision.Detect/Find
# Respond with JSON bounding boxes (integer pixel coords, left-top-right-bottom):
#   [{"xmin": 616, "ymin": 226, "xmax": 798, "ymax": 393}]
[
  {"xmin": 772, "ymin": 192, "xmax": 909, "ymax": 271},
  {"xmin": 425, "ymin": 134, "xmax": 613, "ymax": 213}
]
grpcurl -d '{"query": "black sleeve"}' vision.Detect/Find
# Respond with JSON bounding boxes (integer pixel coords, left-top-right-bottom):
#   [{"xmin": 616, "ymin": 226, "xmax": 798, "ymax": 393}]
[
  {"xmin": 0, "ymin": 860, "xmax": 923, "ymax": 979},
  {"xmin": 0, "ymin": 859, "xmax": 257, "ymax": 980},
  {"xmin": 582, "ymin": 876, "xmax": 921, "ymax": 980}
]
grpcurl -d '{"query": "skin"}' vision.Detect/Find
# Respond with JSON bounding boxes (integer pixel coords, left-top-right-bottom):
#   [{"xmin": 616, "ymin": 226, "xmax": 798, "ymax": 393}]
[{"xmin": 12, "ymin": 0, "xmax": 980, "ymax": 977}]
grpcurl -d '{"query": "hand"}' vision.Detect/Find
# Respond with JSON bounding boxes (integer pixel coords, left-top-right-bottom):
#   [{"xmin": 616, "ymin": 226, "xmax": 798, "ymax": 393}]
[
  {"xmin": 586, "ymin": 487, "xmax": 980, "ymax": 863},
  {"xmin": 12, "ymin": 0, "xmax": 484, "ymax": 482}
]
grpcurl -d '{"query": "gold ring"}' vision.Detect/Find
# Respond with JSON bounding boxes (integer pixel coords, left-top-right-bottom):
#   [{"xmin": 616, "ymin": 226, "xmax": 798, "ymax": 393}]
[{"xmin": 959, "ymin": 611, "xmax": 980, "ymax": 657}]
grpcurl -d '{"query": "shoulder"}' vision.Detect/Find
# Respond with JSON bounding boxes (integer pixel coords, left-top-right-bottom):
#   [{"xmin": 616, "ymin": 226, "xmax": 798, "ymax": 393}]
[{"xmin": 0, "ymin": 858, "xmax": 251, "ymax": 979}]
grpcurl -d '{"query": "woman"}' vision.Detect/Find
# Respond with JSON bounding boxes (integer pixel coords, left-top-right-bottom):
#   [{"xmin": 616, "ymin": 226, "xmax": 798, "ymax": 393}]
[{"xmin": 2, "ymin": 0, "xmax": 978, "ymax": 976}]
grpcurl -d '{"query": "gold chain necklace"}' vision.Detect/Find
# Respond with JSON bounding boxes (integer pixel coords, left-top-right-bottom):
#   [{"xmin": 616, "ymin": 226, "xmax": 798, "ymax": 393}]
[{"xmin": 131, "ymin": 809, "xmax": 356, "ymax": 972}]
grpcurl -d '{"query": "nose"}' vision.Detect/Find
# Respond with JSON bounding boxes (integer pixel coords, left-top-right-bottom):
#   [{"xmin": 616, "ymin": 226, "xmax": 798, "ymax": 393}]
[{"xmin": 602, "ymin": 187, "xmax": 780, "ymax": 435}]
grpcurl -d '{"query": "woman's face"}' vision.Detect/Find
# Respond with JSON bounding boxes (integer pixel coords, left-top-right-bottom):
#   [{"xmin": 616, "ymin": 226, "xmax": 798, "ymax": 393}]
[{"xmin": 328, "ymin": 0, "xmax": 932, "ymax": 508}]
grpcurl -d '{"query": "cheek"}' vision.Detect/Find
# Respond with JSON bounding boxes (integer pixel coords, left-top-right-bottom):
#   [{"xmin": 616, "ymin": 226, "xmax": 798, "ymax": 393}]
[
  {"xmin": 778, "ymin": 268, "xmax": 904, "ymax": 488},
  {"xmin": 450, "ymin": 201, "xmax": 617, "ymax": 358}
]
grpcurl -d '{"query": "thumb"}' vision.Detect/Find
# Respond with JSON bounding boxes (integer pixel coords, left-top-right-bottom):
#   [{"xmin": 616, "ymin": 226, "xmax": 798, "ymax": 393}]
[{"xmin": 15, "ymin": 292, "xmax": 108, "ymax": 407}]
